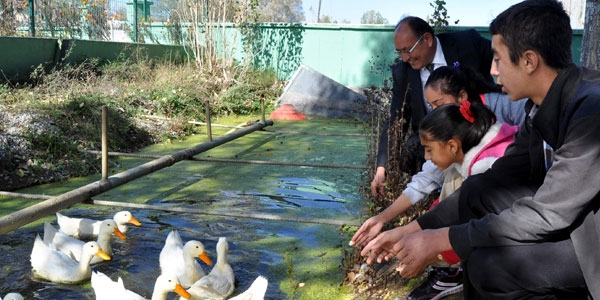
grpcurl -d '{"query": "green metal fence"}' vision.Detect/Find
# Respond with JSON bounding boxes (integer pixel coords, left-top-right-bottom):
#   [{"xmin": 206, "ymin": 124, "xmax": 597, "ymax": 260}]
[{"xmin": 0, "ymin": 0, "xmax": 163, "ymax": 42}]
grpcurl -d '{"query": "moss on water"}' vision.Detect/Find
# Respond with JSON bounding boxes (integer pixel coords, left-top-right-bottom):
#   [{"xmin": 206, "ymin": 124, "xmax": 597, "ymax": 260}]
[
  {"xmin": 248, "ymin": 232, "xmax": 353, "ymax": 300},
  {"xmin": 2, "ymin": 117, "xmax": 368, "ymax": 299}
]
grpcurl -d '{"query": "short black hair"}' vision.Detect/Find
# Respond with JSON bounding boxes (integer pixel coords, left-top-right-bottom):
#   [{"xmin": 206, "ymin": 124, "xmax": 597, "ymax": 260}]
[{"xmin": 489, "ymin": 0, "xmax": 572, "ymax": 69}]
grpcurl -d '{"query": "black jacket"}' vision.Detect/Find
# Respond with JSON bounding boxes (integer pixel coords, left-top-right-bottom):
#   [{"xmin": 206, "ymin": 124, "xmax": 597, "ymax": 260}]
[{"xmin": 420, "ymin": 65, "xmax": 600, "ymax": 298}]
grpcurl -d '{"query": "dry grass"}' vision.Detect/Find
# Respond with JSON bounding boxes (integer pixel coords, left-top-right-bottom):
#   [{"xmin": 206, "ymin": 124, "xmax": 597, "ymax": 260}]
[
  {"xmin": 342, "ymin": 87, "xmax": 438, "ymax": 299},
  {"xmin": 0, "ymin": 55, "xmax": 283, "ymax": 191}
]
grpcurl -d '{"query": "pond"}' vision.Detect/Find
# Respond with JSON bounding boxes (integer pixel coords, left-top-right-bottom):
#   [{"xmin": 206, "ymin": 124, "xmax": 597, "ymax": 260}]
[{"xmin": 0, "ymin": 118, "xmax": 369, "ymax": 299}]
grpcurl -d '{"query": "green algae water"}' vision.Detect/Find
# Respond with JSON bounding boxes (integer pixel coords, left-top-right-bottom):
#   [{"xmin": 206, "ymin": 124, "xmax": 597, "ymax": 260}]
[{"xmin": 0, "ymin": 118, "xmax": 368, "ymax": 299}]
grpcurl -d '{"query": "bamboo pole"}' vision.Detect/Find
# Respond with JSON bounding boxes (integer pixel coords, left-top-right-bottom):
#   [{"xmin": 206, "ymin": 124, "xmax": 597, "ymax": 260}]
[
  {"xmin": 91, "ymin": 199, "xmax": 361, "ymax": 227},
  {"xmin": 0, "ymin": 120, "xmax": 274, "ymax": 234},
  {"xmin": 0, "ymin": 192, "xmax": 361, "ymax": 227},
  {"xmin": 81, "ymin": 150, "xmax": 366, "ymax": 169}
]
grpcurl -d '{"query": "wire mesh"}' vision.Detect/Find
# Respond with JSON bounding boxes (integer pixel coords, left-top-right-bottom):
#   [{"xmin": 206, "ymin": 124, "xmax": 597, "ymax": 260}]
[{"xmin": 0, "ymin": 0, "xmax": 181, "ymax": 43}]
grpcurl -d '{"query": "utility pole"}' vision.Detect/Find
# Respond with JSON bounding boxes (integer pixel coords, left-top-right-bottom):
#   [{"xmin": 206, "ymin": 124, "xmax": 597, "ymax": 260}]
[{"xmin": 317, "ymin": 0, "xmax": 321, "ymax": 23}]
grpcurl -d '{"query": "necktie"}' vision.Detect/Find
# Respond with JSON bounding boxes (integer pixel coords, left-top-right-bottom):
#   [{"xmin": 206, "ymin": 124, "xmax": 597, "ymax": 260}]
[{"xmin": 426, "ymin": 63, "xmax": 435, "ymax": 73}]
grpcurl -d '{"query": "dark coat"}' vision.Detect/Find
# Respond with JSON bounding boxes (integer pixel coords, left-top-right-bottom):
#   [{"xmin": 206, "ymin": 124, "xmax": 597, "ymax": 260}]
[{"xmin": 440, "ymin": 65, "xmax": 600, "ymax": 299}]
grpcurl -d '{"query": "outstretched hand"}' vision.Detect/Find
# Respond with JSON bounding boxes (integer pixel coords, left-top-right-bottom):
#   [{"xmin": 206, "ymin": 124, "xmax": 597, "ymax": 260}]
[
  {"xmin": 360, "ymin": 222, "xmax": 420, "ymax": 264},
  {"xmin": 360, "ymin": 230, "xmax": 401, "ymax": 264},
  {"xmin": 394, "ymin": 228, "xmax": 452, "ymax": 278},
  {"xmin": 350, "ymin": 216, "xmax": 385, "ymax": 247}
]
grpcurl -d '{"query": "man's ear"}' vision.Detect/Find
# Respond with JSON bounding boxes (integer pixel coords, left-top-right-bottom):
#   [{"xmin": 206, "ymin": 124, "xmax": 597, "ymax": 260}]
[
  {"xmin": 522, "ymin": 50, "xmax": 539, "ymax": 74},
  {"xmin": 425, "ymin": 32, "xmax": 435, "ymax": 47}
]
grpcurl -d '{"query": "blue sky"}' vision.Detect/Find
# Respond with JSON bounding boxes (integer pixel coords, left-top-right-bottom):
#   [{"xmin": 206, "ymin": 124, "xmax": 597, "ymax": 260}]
[{"xmin": 301, "ymin": 1, "xmax": 549, "ymax": 27}]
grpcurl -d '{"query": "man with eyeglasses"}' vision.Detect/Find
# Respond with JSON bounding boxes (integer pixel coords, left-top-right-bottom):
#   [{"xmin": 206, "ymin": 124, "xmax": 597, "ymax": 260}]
[
  {"xmin": 368, "ymin": 15, "xmax": 495, "ymax": 300},
  {"xmin": 374, "ymin": 17, "xmax": 495, "ymax": 196}
]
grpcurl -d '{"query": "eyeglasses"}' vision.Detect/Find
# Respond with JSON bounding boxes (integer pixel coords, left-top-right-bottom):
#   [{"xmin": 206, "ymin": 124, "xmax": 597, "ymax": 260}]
[{"xmin": 395, "ymin": 34, "xmax": 425, "ymax": 58}]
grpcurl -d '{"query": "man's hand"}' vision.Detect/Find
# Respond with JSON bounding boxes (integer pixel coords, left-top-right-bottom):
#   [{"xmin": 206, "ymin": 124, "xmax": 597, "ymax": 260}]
[
  {"xmin": 360, "ymin": 221, "xmax": 422, "ymax": 264},
  {"xmin": 350, "ymin": 215, "xmax": 385, "ymax": 247},
  {"xmin": 371, "ymin": 167, "xmax": 387, "ymax": 197},
  {"xmin": 360, "ymin": 227, "xmax": 403, "ymax": 264},
  {"xmin": 394, "ymin": 228, "xmax": 451, "ymax": 278}
]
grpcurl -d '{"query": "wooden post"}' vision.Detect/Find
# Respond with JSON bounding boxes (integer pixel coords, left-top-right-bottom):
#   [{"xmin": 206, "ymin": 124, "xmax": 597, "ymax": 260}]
[
  {"xmin": 205, "ymin": 101, "xmax": 212, "ymax": 141},
  {"xmin": 261, "ymin": 98, "xmax": 265, "ymax": 123},
  {"xmin": 102, "ymin": 106, "xmax": 108, "ymax": 180}
]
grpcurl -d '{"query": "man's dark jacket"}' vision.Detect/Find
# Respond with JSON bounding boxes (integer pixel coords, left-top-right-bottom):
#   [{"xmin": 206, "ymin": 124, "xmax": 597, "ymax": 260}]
[
  {"xmin": 376, "ymin": 29, "xmax": 494, "ymax": 168},
  {"xmin": 419, "ymin": 65, "xmax": 600, "ymax": 299}
]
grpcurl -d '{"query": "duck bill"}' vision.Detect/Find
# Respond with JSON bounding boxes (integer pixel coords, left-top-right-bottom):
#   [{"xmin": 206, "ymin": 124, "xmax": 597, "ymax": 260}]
[
  {"xmin": 96, "ymin": 248, "xmax": 112, "ymax": 261},
  {"xmin": 113, "ymin": 227, "xmax": 127, "ymax": 240},
  {"xmin": 198, "ymin": 252, "xmax": 213, "ymax": 266},
  {"xmin": 174, "ymin": 283, "xmax": 191, "ymax": 299},
  {"xmin": 129, "ymin": 216, "xmax": 142, "ymax": 226}
]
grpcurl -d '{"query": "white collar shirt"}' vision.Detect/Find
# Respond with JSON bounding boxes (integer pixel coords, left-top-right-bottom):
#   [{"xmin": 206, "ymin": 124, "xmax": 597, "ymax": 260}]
[{"xmin": 420, "ymin": 36, "xmax": 447, "ymax": 112}]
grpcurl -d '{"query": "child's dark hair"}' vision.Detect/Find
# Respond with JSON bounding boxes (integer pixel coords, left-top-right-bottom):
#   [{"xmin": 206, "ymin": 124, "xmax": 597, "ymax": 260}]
[
  {"xmin": 419, "ymin": 100, "xmax": 496, "ymax": 154},
  {"xmin": 425, "ymin": 63, "xmax": 501, "ymax": 104}
]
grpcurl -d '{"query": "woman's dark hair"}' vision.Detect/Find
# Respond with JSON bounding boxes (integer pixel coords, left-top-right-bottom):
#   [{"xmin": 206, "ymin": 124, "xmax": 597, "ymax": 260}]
[
  {"xmin": 489, "ymin": 0, "xmax": 572, "ymax": 69},
  {"xmin": 419, "ymin": 101, "xmax": 496, "ymax": 154},
  {"xmin": 425, "ymin": 64, "xmax": 501, "ymax": 104}
]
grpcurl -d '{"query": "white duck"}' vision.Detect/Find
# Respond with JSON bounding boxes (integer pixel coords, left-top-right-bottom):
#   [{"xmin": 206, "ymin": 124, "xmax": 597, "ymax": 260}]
[
  {"xmin": 229, "ymin": 276, "xmax": 268, "ymax": 300},
  {"xmin": 91, "ymin": 271, "xmax": 145, "ymax": 300},
  {"xmin": 159, "ymin": 230, "xmax": 213, "ymax": 288},
  {"xmin": 56, "ymin": 210, "xmax": 141, "ymax": 239},
  {"xmin": 30, "ymin": 234, "xmax": 111, "ymax": 284},
  {"xmin": 182, "ymin": 237, "xmax": 235, "ymax": 300},
  {"xmin": 44, "ymin": 220, "xmax": 125, "ymax": 264},
  {"xmin": 0, "ymin": 293, "xmax": 24, "ymax": 300},
  {"xmin": 91, "ymin": 271, "xmax": 191, "ymax": 300}
]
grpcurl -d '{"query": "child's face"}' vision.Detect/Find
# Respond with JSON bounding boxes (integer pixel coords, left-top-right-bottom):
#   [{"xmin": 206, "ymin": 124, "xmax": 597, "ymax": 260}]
[
  {"xmin": 491, "ymin": 35, "xmax": 530, "ymax": 102},
  {"xmin": 424, "ymin": 86, "xmax": 467, "ymax": 109},
  {"xmin": 420, "ymin": 132, "xmax": 461, "ymax": 170}
]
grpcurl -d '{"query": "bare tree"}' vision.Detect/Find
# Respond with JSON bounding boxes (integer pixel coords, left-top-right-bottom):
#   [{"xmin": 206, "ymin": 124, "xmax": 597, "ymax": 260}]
[
  {"xmin": 581, "ymin": 0, "xmax": 599, "ymax": 69},
  {"xmin": 177, "ymin": 0, "xmax": 252, "ymax": 78},
  {"xmin": 256, "ymin": 0, "xmax": 304, "ymax": 23},
  {"xmin": 360, "ymin": 10, "xmax": 388, "ymax": 24},
  {"xmin": 318, "ymin": 14, "xmax": 336, "ymax": 23}
]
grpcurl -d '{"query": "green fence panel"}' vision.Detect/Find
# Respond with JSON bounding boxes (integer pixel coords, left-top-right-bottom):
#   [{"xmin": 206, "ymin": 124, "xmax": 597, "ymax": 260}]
[
  {"xmin": 0, "ymin": 24, "xmax": 585, "ymax": 88},
  {"xmin": 0, "ymin": 36, "xmax": 58, "ymax": 82}
]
